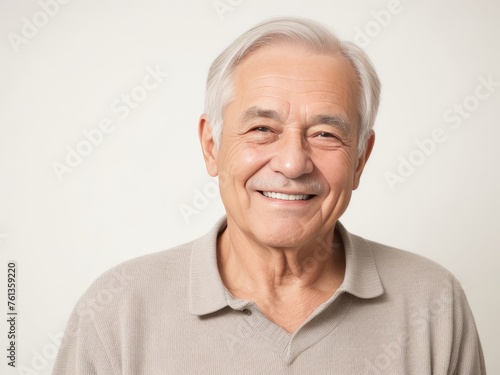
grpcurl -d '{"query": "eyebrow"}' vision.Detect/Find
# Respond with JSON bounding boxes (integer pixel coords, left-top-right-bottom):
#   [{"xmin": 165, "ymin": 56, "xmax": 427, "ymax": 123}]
[
  {"xmin": 309, "ymin": 114, "xmax": 350, "ymax": 134},
  {"xmin": 240, "ymin": 106, "xmax": 283, "ymax": 123}
]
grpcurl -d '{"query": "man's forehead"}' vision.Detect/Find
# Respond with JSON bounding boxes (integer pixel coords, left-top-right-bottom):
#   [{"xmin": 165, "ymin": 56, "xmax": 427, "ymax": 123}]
[
  {"xmin": 232, "ymin": 73, "xmax": 358, "ymax": 116},
  {"xmin": 232, "ymin": 45, "xmax": 359, "ymax": 99}
]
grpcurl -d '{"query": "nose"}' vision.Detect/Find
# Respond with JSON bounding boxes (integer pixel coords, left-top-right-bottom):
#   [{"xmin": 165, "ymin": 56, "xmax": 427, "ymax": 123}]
[{"xmin": 269, "ymin": 132, "xmax": 313, "ymax": 179}]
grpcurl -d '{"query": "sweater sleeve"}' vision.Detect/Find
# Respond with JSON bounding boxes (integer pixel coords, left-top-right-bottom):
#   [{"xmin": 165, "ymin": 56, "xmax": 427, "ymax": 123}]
[
  {"xmin": 52, "ymin": 304, "xmax": 116, "ymax": 375},
  {"xmin": 448, "ymin": 279, "xmax": 486, "ymax": 375}
]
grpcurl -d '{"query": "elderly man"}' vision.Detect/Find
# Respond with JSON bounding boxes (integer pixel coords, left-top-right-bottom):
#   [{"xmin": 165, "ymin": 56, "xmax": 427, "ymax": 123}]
[{"xmin": 53, "ymin": 18, "xmax": 485, "ymax": 374}]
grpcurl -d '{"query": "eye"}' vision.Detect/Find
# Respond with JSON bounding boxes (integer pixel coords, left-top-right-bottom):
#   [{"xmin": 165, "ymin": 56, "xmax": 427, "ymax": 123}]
[
  {"xmin": 253, "ymin": 126, "xmax": 272, "ymax": 133},
  {"xmin": 247, "ymin": 125, "xmax": 278, "ymax": 143},
  {"xmin": 316, "ymin": 132, "xmax": 336, "ymax": 138}
]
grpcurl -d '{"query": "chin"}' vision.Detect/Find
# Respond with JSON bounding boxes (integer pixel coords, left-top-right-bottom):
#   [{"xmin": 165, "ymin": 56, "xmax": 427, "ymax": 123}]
[{"xmin": 251, "ymin": 219, "xmax": 315, "ymax": 248}]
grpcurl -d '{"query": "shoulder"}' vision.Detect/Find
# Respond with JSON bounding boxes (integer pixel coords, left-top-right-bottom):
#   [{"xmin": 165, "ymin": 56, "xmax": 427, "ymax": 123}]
[
  {"xmin": 71, "ymin": 237, "xmax": 201, "ymax": 324},
  {"xmin": 348, "ymin": 232, "xmax": 466, "ymax": 303},
  {"xmin": 358, "ymin": 234, "xmax": 456, "ymax": 280},
  {"xmin": 70, "ymin": 217, "xmax": 225, "ymax": 323},
  {"xmin": 371, "ymin": 239, "xmax": 448, "ymax": 271},
  {"xmin": 54, "ymin": 236, "xmax": 210, "ymax": 373},
  {"xmin": 91, "ymin": 239, "xmax": 193, "ymax": 293},
  {"xmin": 343, "ymin": 232, "xmax": 485, "ymax": 374}
]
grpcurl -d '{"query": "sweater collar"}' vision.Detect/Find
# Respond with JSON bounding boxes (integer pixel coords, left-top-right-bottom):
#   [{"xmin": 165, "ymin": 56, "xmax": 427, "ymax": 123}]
[
  {"xmin": 188, "ymin": 217, "xmax": 384, "ymax": 316},
  {"xmin": 335, "ymin": 221, "xmax": 384, "ymax": 299},
  {"xmin": 188, "ymin": 216, "xmax": 229, "ymax": 316}
]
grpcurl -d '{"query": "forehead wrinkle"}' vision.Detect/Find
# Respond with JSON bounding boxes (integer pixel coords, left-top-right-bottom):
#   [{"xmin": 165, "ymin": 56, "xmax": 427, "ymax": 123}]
[
  {"xmin": 250, "ymin": 75, "xmax": 341, "ymax": 85},
  {"xmin": 247, "ymin": 82, "xmax": 349, "ymax": 96},
  {"xmin": 237, "ymin": 75, "xmax": 356, "ymax": 130},
  {"xmin": 245, "ymin": 82, "xmax": 352, "ymax": 103}
]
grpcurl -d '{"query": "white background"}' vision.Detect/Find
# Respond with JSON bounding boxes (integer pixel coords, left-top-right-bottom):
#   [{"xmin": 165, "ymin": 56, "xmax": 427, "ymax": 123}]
[{"xmin": 0, "ymin": 0, "xmax": 499, "ymax": 373}]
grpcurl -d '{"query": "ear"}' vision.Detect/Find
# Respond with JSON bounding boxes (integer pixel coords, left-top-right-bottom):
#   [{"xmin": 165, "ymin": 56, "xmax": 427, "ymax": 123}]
[
  {"xmin": 353, "ymin": 130, "xmax": 375, "ymax": 190},
  {"xmin": 198, "ymin": 114, "xmax": 219, "ymax": 177}
]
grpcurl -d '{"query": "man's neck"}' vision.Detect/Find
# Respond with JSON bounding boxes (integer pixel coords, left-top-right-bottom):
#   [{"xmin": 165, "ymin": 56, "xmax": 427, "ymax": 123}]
[{"xmin": 216, "ymin": 223, "xmax": 346, "ymax": 333}]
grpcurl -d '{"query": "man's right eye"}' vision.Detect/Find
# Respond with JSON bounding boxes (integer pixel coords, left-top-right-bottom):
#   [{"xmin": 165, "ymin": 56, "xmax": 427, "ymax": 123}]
[{"xmin": 253, "ymin": 126, "xmax": 271, "ymax": 132}]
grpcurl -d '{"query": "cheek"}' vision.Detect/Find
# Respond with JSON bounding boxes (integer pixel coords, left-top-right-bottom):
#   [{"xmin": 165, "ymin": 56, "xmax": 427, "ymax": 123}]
[
  {"xmin": 218, "ymin": 144, "xmax": 268, "ymax": 189},
  {"xmin": 316, "ymin": 151, "xmax": 358, "ymax": 190}
]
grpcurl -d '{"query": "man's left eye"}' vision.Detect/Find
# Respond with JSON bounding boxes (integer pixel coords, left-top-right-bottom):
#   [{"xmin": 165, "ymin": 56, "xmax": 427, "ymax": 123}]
[{"xmin": 317, "ymin": 132, "xmax": 336, "ymax": 138}]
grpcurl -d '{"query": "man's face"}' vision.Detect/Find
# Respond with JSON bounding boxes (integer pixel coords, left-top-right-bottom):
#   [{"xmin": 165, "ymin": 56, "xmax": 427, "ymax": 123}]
[{"xmin": 200, "ymin": 44, "xmax": 374, "ymax": 248}]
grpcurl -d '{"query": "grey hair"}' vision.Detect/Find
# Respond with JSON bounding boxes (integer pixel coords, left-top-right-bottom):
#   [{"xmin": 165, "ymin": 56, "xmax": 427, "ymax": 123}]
[{"xmin": 204, "ymin": 17, "xmax": 381, "ymax": 156}]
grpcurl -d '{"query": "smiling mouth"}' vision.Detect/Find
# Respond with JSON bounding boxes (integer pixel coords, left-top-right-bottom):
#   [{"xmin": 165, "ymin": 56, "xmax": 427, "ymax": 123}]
[{"xmin": 260, "ymin": 191, "xmax": 313, "ymax": 201}]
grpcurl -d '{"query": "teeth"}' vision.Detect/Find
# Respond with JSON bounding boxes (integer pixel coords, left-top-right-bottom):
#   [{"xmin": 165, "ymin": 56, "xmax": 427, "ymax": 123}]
[{"xmin": 262, "ymin": 191, "xmax": 310, "ymax": 201}]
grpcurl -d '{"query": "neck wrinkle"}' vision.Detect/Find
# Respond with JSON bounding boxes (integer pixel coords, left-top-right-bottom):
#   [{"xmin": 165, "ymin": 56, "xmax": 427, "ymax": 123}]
[{"xmin": 217, "ymin": 223, "xmax": 346, "ymax": 303}]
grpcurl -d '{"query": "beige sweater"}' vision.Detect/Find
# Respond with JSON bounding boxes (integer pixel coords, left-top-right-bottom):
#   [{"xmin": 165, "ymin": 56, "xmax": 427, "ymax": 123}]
[{"xmin": 53, "ymin": 218, "xmax": 486, "ymax": 374}]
